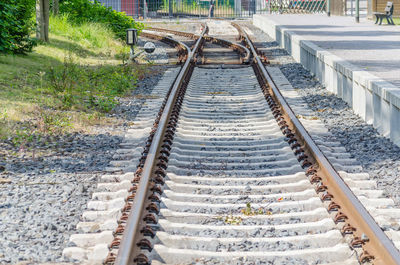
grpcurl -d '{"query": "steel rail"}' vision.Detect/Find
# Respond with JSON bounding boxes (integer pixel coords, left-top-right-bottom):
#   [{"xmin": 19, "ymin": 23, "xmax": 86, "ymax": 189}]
[
  {"xmin": 113, "ymin": 25, "xmax": 208, "ymax": 265},
  {"xmin": 147, "ymin": 27, "xmax": 199, "ymax": 40},
  {"xmin": 148, "ymin": 26, "xmax": 250, "ymax": 64},
  {"xmin": 237, "ymin": 24, "xmax": 400, "ymax": 265},
  {"xmin": 231, "ymin": 23, "xmax": 268, "ymax": 63},
  {"xmin": 141, "ymin": 30, "xmax": 191, "ymax": 52},
  {"xmin": 140, "ymin": 30, "xmax": 191, "ymax": 63},
  {"xmin": 203, "ymin": 35, "xmax": 250, "ymax": 64}
]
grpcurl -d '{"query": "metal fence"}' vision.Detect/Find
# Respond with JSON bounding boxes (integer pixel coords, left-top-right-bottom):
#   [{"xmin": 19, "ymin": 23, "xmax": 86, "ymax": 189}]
[
  {"xmin": 268, "ymin": 0, "xmax": 326, "ymax": 13},
  {"xmin": 98, "ymin": 0, "xmax": 326, "ymax": 18}
]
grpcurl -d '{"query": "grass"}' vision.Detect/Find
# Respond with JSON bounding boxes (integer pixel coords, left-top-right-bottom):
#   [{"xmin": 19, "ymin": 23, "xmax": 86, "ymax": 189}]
[
  {"xmin": 0, "ymin": 14, "xmax": 148, "ymax": 143},
  {"xmin": 158, "ymin": 2, "xmax": 236, "ymax": 16}
]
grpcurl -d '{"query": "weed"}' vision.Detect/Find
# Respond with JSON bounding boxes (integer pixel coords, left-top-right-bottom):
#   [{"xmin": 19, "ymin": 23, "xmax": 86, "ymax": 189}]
[
  {"xmin": 0, "ymin": 109, "xmax": 8, "ymax": 120},
  {"xmin": 115, "ymin": 49, "xmax": 130, "ymax": 64},
  {"xmin": 47, "ymin": 55, "xmax": 137, "ymax": 113},
  {"xmin": 12, "ymin": 128, "xmax": 35, "ymax": 149},
  {"xmin": 241, "ymin": 198, "xmax": 284, "ymax": 216},
  {"xmin": 86, "ymin": 111, "xmax": 103, "ymax": 122},
  {"xmin": 0, "ymin": 14, "xmax": 148, "ymax": 140},
  {"xmin": 223, "ymin": 215, "xmax": 243, "ymax": 225},
  {"xmin": 36, "ymin": 110, "xmax": 72, "ymax": 135}
]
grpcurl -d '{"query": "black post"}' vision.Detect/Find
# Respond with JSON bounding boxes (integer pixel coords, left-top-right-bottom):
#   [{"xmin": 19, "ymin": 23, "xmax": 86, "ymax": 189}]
[
  {"xmin": 169, "ymin": 0, "xmax": 173, "ymax": 17},
  {"xmin": 143, "ymin": 0, "xmax": 147, "ymax": 18},
  {"xmin": 327, "ymin": 0, "xmax": 330, "ymax": 16},
  {"xmin": 355, "ymin": 0, "xmax": 360, "ymax": 22}
]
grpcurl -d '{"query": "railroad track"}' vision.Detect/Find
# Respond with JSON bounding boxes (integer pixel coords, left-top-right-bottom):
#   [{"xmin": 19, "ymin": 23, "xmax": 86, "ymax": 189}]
[{"xmin": 63, "ymin": 22, "xmax": 400, "ymax": 265}]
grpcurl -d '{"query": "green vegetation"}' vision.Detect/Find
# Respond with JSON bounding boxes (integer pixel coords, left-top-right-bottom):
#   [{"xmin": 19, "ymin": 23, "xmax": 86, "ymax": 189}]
[
  {"xmin": 159, "ymin": 2, "xmax": 235, "ymax": 16},
  {"xmin": 59, "ymin": 0, "xmax": 144, "ymax": 40},
  {"xmin": 0, "ymin": 0, "xmax": 37, "ymax": 54},
  {"xmin": 0, "ymin": 15, "xmax": 148, "ymax": 143}
]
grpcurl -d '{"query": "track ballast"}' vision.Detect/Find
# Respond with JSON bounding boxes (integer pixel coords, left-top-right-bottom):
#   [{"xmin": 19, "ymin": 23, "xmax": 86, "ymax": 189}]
[
  {"xmin": 148, "ymin": 66, "xmax": 357, "ymax": 264},
  {"xmin": 62, "ymin": 21, "xmax": 400, "ymax": 265}
]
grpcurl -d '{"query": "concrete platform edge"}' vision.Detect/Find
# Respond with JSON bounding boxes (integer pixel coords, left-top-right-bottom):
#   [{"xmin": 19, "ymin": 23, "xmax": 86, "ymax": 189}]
[{"xmin": 253, "ymin": 14, "xmax": 400, "ymax": 146}]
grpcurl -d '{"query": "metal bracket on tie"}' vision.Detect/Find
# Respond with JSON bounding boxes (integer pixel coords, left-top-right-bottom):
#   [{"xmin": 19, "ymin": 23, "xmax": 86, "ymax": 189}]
[
  {"xmin": 341, "ymin": 223, "xmax": 356, "ymax": 235},
  {"xmin": 334, "ymin": 212, "xmax": 348, "ymax": 223},
  {"xmin": 134, "ymin": 253, "xmax": 150, "ymax": 265},
  {"xmin": 328, "ymin": 201, "xmax": 341, "ymax": 212}
]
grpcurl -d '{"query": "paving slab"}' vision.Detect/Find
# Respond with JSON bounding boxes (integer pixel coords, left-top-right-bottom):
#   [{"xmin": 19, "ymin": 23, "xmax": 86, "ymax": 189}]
[
  {"xmin": 256, "ymin": 14, "xmax": 400, "ymax": 87},
  {"xmin": 253, "ymin": 14, "xmax": 400, "ymax": 146}
]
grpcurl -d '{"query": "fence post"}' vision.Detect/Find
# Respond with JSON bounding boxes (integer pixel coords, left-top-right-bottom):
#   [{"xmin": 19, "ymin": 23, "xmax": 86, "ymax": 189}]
[
  {"xmin": 169, "ymin": 0, "xmax": 173, "ymax": 17},
  {"xmin": 143, "ymin": 0, "xmax": 147, "ymax": 18},
  {"xmin": 355, "ymin": 0, "xmax": 359, "ymax": 22},
  {"xmin": 235, "ymin": 0, "xmax": 241, "ymax": 16},
  {"xmin": 269, "ymin": 0, "xmax": 271, "ymax": 13},
  {"xmin": 327, "ymin": 0, "xmax": 330, "ymax": 15}
]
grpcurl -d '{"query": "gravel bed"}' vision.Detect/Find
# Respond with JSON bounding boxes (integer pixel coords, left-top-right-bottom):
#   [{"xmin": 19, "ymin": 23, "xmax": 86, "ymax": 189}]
[
  {"xmin": 145, "ymin": 21, "xmax": 202, "ymax": 33},
  {"xmin": 137, "ymin": 38, "xmax": 169, "ymax": 64},
  {"xmin": 242, "ymin": 22, "xmax": 400, "ymax": 206},
  {"xmin": 0, "ymin": 65, "xmax": 170, "ymax": 264},
  {"xmin": 187, "ymin": 257, "xmax": 309, "ymax": 265}
]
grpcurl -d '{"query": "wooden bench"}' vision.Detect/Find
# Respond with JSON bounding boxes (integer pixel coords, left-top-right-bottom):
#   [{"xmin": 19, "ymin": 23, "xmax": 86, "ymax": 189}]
[{"xmin": 373, "ymin": 2, "xmax": 395, "ymax": 25}]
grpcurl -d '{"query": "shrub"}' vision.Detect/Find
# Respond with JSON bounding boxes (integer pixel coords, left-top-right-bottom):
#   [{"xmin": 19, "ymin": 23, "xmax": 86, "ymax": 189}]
[
  {"xmin": 50, "ymin": 14, "xmax": 116, "ymax": 49},
  {"xmin": 59, "ymin": 0, "xmax": 143, "ymax": 40},
  {"xmin": 47, "ymin": 55, "xmax": 139, "ymax": 113},
  {"xmin": 0, "ymin": 0, "xmax": 37, "ymax": 54}
]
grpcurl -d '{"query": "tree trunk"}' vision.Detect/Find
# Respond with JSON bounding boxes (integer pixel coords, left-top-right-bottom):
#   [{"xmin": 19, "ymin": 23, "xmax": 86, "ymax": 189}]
[
  {"xmin": 52, "ymin": 0, "xmax": 59, "ymax": 15},
  {"xmin": 44, "ymin": 0, "xmax": 49, "ymax": 41},
  {"xmin": 36, "ymin": 0, "xmax": 44, "ymax": 40},
  {"xmin": 36, "ymin": 0, "xmax": 49, "ymax": 42}
]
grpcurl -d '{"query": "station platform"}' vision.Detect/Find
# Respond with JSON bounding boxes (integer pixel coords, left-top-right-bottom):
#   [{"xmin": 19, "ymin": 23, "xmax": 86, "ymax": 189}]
[{"xmin": 253, "ymin": 14, "xmax": 400, "ymax": 145}]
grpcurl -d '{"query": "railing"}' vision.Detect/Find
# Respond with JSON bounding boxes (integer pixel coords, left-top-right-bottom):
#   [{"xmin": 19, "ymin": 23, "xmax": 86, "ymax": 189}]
[
  {"xmin": 268, "ymin": 0, "xmax": 326, "ymax": 13},
  {"xmin": 97, "ymin": 0, "xmax": 326, "ymax": 18}
]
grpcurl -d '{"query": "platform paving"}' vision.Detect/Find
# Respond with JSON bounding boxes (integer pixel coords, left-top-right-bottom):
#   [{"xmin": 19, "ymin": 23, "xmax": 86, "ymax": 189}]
[
  {"xmin": 255, "ymin": 14, "xmax": 400, "ymax": 87},
  {"xmin": 253, "ymin": 14, "xmax": 400, "ymax": 146}
]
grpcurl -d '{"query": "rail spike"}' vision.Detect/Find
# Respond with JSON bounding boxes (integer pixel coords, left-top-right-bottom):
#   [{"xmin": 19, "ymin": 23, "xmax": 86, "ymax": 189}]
[
  {"xmin": 112, "ymin": 24, "xmax": 209, "ymax": 265},
  {"xmin": 103, "ymin": 23, "xmax": 400, "ymax": 265},
  {"xmin": 234, "ymin": 21, "xmax": 400, "ymax": 265}
]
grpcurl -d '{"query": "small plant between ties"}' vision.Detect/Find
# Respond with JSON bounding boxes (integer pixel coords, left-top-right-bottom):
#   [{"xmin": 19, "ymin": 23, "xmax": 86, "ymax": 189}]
[{"xmin": 241, "ymin": 197, "xmax": 284, "ymax": 216}]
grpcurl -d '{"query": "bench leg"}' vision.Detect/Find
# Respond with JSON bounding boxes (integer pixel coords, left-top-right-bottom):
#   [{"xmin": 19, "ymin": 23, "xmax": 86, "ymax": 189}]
[
  {"xmin": 375, "ymin": 15, "xmax": 379, "ymax": 24},
  {"xmin": 379, "ymin": 17, "xmax": 383, "ymax": 25}
]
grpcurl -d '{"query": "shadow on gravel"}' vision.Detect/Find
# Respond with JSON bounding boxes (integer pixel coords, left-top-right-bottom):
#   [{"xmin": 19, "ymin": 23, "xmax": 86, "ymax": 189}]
[
  {"xmin": 0, "ymin": 65, "xmax": 170, "ymax": 264},
  {"xmin": 279, "ymin": 62, "xmax": 400, "ymax": 187},
  {"xmin": 244, "ymin": 22, "xmax": 400, "ymax": 204},
  {"xmin": 1, "ymin": 133, "xmax": 122, "ymax": 175},
  {"xmin": 0, "ymin": 65, "xmax": 171, "ymax": 176}
]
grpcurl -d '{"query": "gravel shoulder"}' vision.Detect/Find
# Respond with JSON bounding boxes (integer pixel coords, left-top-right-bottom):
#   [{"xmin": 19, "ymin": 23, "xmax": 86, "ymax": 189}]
[
  {"xmin": 4, "ymin": 19, "xmax": 400, "ymax": 263},
  {"xmin": 0, "ymin": 65, "xmax": 172, "ymax": 264},
  {"xmin": 242, "ymin": 22, "xmax": 400, "ymax": 206}
]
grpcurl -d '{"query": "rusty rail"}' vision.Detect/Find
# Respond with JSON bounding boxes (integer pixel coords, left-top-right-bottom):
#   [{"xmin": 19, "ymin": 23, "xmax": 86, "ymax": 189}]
[
  {"xmin": 236, "ymin": 23, "xmax": 400, "ymax": 265},
  {"xmin": 112, "ymin": 25, "xmax": 208, "ymax": 265},
  {"xmin": 147, "ymin": 27, "xmax": 199, "ymax": 40},
  {"xmin": 140, "ymin": 30, "xmax": 191, "ymax": 63},
  {"xmin": 148, "ymin": 26, "xmax": 250, "ymax": 64},
  {"xmin": 231, "ymin": 22, "xmax": 268, "ymax": 63}
]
